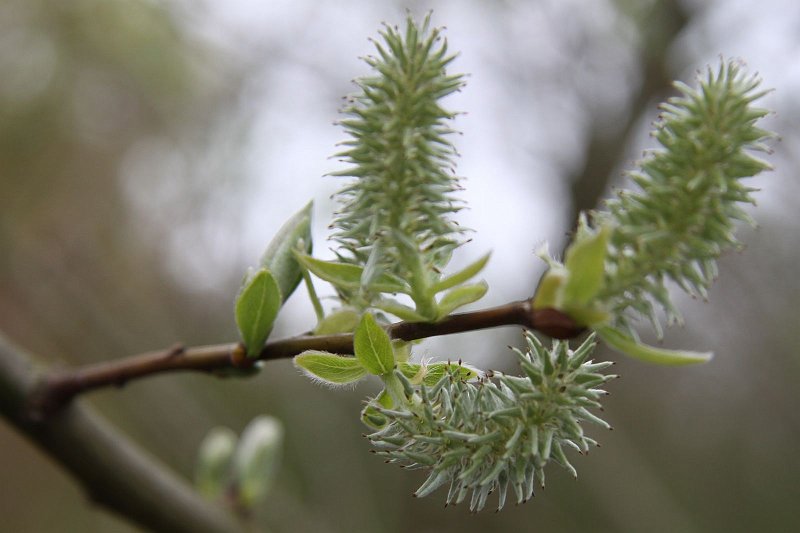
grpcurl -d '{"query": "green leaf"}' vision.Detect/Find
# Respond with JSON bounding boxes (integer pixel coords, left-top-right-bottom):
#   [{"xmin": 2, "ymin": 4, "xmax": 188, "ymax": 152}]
[
  {"xmin": 398, "ymin": 362, "xmax": 425, "ymax": 383},
  {"xmin": 596, "ymin": 326, "xmax": 713, "ymax": 366},
  {"xmin": 424, "ymin": 362, "xmax": 479, "ymax": 384},
  {"xmin": 567, "ymin": 306, "xmax": 611, "ymax": 328},
  {"xmin": 260, "ymin": 201, "xmax": 313, "ymax": 304},
  {"xmin": 361, "ymin": 389, "xmax": 392, "ymax": 429},
  {"xmin": 194, "ymin": 427, "xmax": 236, "ymax": 499},
  {"xmin": 235, "ymin": 269, "xmax": 282, "ymax": 358},
  {"xmin": 398, "ymin": 361, "xmax": 479, "ymax": 385},
  {"xmin": 532, "ymin": 267, "xmax": 567, "ymax": 310},
  {"xmin": 233, "ymin": 416, "xmax": 284, "ymax": 509},
  {"xmin": 432, "ymin": 252, "xmax": 491, "ymax": 293},
  {"xmin": 354, "ymin": 313, "xmax": 395, "ymax": 375},
  {"xmin": 531, "ymin": 224, "xmax": 611, "ymax": 327},
  {"xmin": 436, "ymin": 281, "xmax": 488, "ymax": 319},
  {"xmin": 294, "ymin": 253, "xmax": 410, "ymax": 294},
  {"xmin": 392, "ymin": 340, "xmax": 412, "ymax": 363},
  {"xmin": 374, "ymin": 298, "xmax": 429, "ymax": 322},
  {"xmin": 563, "ymin": 221, "xmax": 611, "ymax": 308},
  {"xmin": 294, "ymin": 351, "xmax": 367, "ymax": 386},
  {"xmin": 313, "ymin": 307, "xmax": 361, "ymax": 335},
  {"xmin": 293, "ymin": 253, "xmax": 361, "ymax": 288},
  {"xmin": 376, "ymin": 387, "xmax": 393, "ymax": 408}
]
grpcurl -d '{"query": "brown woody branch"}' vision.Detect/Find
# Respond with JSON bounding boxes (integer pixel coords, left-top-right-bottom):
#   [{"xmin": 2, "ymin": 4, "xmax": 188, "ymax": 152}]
[{"xmin": 33, "ymin": 301, "xmax": 581, "ymax": 415}]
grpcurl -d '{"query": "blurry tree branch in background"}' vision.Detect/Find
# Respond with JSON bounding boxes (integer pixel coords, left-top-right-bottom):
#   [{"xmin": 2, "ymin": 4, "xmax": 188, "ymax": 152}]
[
  {"xmin": 567, "ymin": 0, "xmax": 688, "ymax": 222},
  {"xmin": 0, "ymin": 333, "xmax": 244, "ymax": 533}
]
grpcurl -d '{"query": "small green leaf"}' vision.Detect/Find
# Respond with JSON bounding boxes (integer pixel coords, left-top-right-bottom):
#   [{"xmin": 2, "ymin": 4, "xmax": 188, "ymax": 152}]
[
  {"xmin": 397, "ymin": 362, "xmax": 425, "ymax": 383},
  {"xmin": 436, "ymin": 281, "xmax": 488, "ymax": 319},
  {"xmin": 313, "ymin": 307, "xmax": 361, "ymax": 335},
  {"xmin": 235, "ymin": 269, "xmax": 282, "ymax": 358},
  {"xmin": 563, "ymin": 220, "xmax": 611, "ymax": 308},
  {"xmin": 293, "ymin": 254, "xmax": 361, "ymax": 288},
  {"xmin": 392, "ymin": 340, "xmax": 411, "ymax": 363},
  {"xmin": 260, "ymin": 201, "xmax": 313, "ymax": 304},
  {"xmin": 376, "ymin": 387, "xmax": 393, "ymax": 408},
  {"xmin": 567, "ymin": 306, "xmax": 611, "ymax": 328},
  {"xmin": 432, "ymin": 252, "xmax": 491, "ymax": 293},
  {"xmin": 195, "ymin": 427, "xmax": 236, "ymax": 499},
  {"xmin": 424, "ymin": 362, "xmax": 479, "ymax": 384},
  {"xmin": 596, "ymin": 326, "xmax": 713, "ymax": 366},
  {"xmin": 294, "ymin": 253, "xmax": 410, "ymax": 294},
  {"xmin": 532, "ymin": 267, "xmax": 567, "ymax": 310},
  {"xmin": 398, "ymin": 361, "xmax": 479, "ymax": 385},
  {"xmin": 531, "ymin": 225, "xmax": 611, "ymax": 327},
  {"xmin": 361, "ymin": 389, "xmax": 392, "ymax": 429},
  {"xmin": 374, "ymin": 298, "xmax": 429, "ymax": 322},
  {"xmin": 354, "ymin": 313, "xmax": 395, "ymax": 375},
  {"xmin": 294, "ymin": 351, "xmax": 368, "ymax": 386},
  {"xmin": 233, "ymin": 416, "xmax": 284, "ymax": 509}
]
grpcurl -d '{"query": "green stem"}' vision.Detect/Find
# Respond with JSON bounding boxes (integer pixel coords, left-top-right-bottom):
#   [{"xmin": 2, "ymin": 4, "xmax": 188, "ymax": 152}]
[
  {"xmin": 302, "ymin": 268, "xmax": 325, "ymax": 321},
  {"xmin": 407, "ymin": 247, "xmax": 437, "ymax": 320}
]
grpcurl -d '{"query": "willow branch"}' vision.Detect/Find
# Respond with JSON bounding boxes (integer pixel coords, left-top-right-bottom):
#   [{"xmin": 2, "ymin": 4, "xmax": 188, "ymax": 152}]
[
  {"xmin": 33, "ymin": 301, "xmax": 581, "ymax": 414},
  {"xmin": 0, "ymin": 333, "xmax": 244, "ymax": 533}
]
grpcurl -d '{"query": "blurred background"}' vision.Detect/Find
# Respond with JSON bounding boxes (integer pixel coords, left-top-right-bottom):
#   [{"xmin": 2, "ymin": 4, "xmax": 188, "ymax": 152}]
[{"xmin": 1, "ymin": 0, "xmax": 798, "ymax": 531}]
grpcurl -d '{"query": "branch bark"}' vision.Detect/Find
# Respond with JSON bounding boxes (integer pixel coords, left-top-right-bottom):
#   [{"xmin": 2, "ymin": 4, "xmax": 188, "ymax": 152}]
[
  {"xmin": 0, "ymin": 333, "xmax": 244, "ymax": 533},
  {"xmin": 33, "ymin": 301, "xmax": 581, "ymax": 414}
]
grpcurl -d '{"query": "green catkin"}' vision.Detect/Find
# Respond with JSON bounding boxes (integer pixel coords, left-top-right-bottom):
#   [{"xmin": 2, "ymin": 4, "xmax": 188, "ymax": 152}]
[
  {"xmin": 330, "ymin": 15, "xmax": 466, "ymax": 314},
  {"xmin": 596, "ymin": 60, "xmax": 774, "ymax": 334},
  {"xmin": 366, "ymin": 332, "xmax": 615, "ymax": 512}
]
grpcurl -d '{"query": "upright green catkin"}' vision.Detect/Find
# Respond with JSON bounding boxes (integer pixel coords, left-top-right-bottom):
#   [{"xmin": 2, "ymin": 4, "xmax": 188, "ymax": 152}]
[
  {"xmin": 329, "ymin": 15, "xmax": 466, "ymax": 312},
  {"xmin": 596, "ymin": 60, "xmax": 773, "ymax": 334}
]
